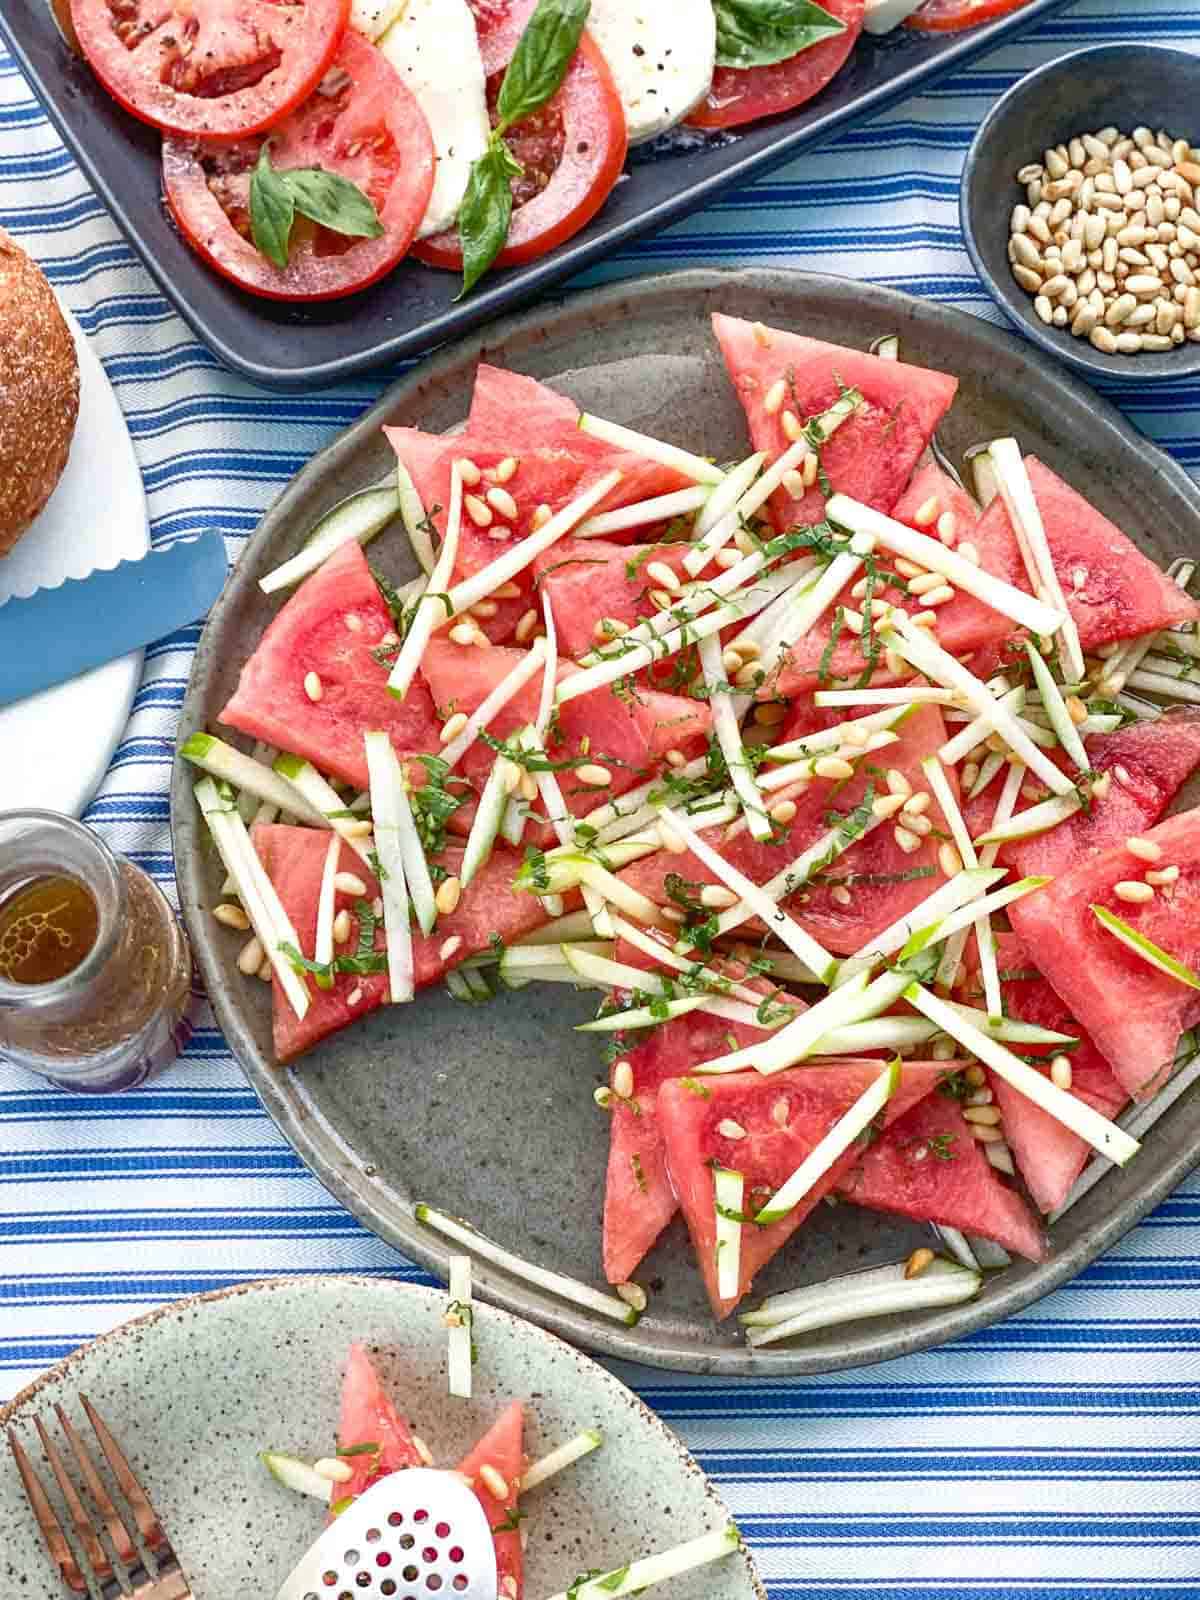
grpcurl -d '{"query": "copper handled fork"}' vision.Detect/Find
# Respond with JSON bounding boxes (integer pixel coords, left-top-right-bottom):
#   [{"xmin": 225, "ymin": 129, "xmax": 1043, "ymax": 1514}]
[{"xmin": 8, "ymin": 1394, "xmax": 192, "ymax": 1599}]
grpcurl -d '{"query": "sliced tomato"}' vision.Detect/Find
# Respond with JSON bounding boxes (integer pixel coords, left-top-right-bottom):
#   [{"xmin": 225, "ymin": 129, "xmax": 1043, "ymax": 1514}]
[
  {"xmin": 907, "ymin": 0, "xmax": 1032, "ymax": 27},
  {"xmin": 686, "ymin": 0, "xmax": 864, "ymax": 130},
  {"xmin": 70, "ymin": 0, "xmax": 350, "ymax": 139},
  {"xmin": 412, "ymin": 14, "xmax": 626, "ymax": 273},
  {"xmin": 161, "ymin": 32, "xmax": 433, "ymax": 301}
]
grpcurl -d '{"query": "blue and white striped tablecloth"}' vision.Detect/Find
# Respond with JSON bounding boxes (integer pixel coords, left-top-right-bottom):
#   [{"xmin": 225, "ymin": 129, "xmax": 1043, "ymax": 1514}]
[{"xmin": 3, "ymin": 4, "xmax": 1199, "ymax": 1595}]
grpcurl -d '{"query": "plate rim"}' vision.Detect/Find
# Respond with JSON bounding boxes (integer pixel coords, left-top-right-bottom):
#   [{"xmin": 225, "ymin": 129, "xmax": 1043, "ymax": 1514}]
[
  {"xmin": 0, "ymin": 0, "xmax": 1078, "ymax": 389},
  {"xmin": 0, "ymin": 1273, "xmax": 766, "ymax": 1600},
  {"xmin": 172, "ymin": 265, "xmax": 1200, "ymax": 1376}
]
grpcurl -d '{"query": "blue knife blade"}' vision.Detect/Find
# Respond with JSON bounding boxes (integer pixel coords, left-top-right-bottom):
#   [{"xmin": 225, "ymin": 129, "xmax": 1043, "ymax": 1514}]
[{"xmin": 0, "ymin": 531, "xmax": 227, "ymax": 710}]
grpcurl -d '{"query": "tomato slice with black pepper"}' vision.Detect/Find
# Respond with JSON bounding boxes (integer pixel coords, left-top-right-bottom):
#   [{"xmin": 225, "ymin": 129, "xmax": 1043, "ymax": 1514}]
[
  {"xmin": 70, "ymin": 0, "xmax": 350, "ymax": 139},
  {"xmin": 412, "ymin": 0, "xmax": 626, "ymax": 274},
  {"xmin": 686, "ymin": 0, "xmax": 864, "ymax": 130},
  {"xmin": 161, "ymin": 32, "xmax": 434, "ymax": 300},
  {"xmin": 906, "ymin": 0, "xmax": 1032, "ymax": 28}
]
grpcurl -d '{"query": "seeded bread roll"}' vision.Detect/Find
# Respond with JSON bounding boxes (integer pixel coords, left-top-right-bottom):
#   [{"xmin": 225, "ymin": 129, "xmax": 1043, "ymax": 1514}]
[{"xmin": 0, "ymin": 227, "xmax": 80, "ymax": 557}]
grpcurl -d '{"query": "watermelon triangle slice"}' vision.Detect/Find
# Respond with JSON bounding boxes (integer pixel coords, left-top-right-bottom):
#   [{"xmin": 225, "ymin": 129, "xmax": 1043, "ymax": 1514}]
[
  {"xmin": 657, "ymin": 1060, "xmax": 944, "ymax": 1317},
  {"xmin": 963, "ymin": 710, "xmax": 1200, "ymax": 879},
  {"xmin": 419, "ymin": 639, "xmax": 710, "ymax": 836},
  {"xmin": 457, "ymin": 1401, "xmax": 525, "ymax": 1600},
  {"xmin": 1009, "ymin": 807, "xmax": 1200, "ymax": 1100},
  {"xmin": 601, "ymin": 942, "xmax": 789, "ymax": 1285},
  {"xmin": 972, "ymin": 456, "xmax": 1200, "ymax": 650},
  {"xmin": 619, "ymin": 702, "xmax": 957, "ymax": 956},
  {"xmin": 711, "ymin": 313, "xmax": 958, "ymax": 531},
  {"xmin": 336, "ymin": 1343, "xmax": 424, "ymax": 1505},
  {"xmin": 535, "ymin": 536, "xmax": 697, "ymax": 662},
  {"xmin": 252, "ymin": 824, "xmax": 552, "ymax": 1061},
  {"xmin": 836, "ymin": 1093, "xmax": 1048, "ymax": 1262},
  {"xmin": 960, "ymin": 932, "xmax": 1127, "ymax": 1215},
  {"xmin": 219, "ymin": 540, "xmax": 441, "ymax": 792}
]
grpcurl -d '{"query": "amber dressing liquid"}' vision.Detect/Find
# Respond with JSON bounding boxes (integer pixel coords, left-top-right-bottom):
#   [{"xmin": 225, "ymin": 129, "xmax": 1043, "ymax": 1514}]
[{"xmin": 0, "ymin": 876, "xmax": 99, "ymax": 986}]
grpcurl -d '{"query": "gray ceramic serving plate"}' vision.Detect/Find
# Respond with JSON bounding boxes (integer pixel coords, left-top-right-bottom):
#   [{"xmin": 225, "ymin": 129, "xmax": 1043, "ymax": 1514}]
[
  {"xmin": 0, "ymin": 1277, "xmax": 762, "ymax": 1600},
  {"xmin": 173, "ymin": 267, "xmax": 1200, "ymax": 1377}
]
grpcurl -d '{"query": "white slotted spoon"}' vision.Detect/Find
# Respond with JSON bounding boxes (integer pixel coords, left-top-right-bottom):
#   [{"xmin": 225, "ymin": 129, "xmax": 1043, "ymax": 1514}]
[{"xmin": 275, "ymin": 1468, "xmax": 499, "ymax": 1600}]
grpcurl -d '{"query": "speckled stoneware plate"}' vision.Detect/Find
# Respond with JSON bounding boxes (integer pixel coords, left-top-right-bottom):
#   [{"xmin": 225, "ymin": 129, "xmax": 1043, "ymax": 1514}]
[
  {"xmin": 0, "ymin": 1277, "xmax": 762, "ymax": 1600},
  {"xmin": 172, "ymin": 268, "xmax": 1200, "ymax": 1376}
]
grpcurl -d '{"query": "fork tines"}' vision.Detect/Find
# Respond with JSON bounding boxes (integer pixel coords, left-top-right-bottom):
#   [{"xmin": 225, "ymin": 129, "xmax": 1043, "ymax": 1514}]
[{"xmin": 8, "ymin": 1394, "xmax": 191, "ymax": 1598}]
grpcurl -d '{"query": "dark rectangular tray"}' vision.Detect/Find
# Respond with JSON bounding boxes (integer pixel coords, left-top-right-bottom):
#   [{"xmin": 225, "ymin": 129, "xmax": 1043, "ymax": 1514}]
[{"xmin": 2, "ymin": 0, "xmax": 1074, "ymax": 389}]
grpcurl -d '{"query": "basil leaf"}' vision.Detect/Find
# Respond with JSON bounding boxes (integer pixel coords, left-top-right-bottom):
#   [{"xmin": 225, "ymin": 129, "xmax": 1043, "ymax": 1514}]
[
  {"xmin": 496, "ymin": 0, "xmax": 591, "ymax": 131},
  {"xmin": 713, "ymin": 0, "xmax": 846, "ymax": 70},
  {"xmin": 249, "ymin": 143, "xmax": 295, "ymax": 270},
  {"xmin": 457, "ymin": 137, "xmax": 523, "ymax": 299},
  {"xmin": 281, "ymin": 166, "xmax": 385, "ymax": 240}
]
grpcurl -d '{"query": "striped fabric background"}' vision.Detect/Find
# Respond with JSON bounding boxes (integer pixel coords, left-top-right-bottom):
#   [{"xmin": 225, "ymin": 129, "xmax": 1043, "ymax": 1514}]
[{"xmin": 3, "ymin": 2, "xmax": 1199, "ymax": 1594}]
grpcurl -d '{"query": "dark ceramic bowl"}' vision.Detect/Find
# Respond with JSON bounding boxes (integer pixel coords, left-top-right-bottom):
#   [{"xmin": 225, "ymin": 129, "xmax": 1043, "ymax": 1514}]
[{"xmin": 961, "ymin": 44, "xmax": 1200, "ymax": 383}]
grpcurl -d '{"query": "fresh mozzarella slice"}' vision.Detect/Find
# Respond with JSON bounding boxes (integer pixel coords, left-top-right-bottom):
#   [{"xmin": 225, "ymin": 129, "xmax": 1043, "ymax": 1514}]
[
  {"xmin": 862, "ymin": 0, "xmax": 926, "ymax": 31},
  {"xmin": 350, "ymin": 0, "xmax": 408, "ymax": 41},
  {"xmin": 377, "ymin": 0, "xmax": 492, "ymax": 239},
  {"xmin": 586, "ymin": 0, "xmax": 715, "ymax": 145}
]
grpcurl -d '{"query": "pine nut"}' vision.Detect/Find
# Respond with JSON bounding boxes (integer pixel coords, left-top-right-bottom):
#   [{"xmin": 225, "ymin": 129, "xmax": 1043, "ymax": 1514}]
[
  {"xmin": 907, "ymin": 571, "xmax": 944, "ymax": 596},
  {"xmin": 314, "ymin": 1457, "xmax": 354, "ymax": 1483},
  {"xmin": 464, "ymin": 494, "xmax": 493, "ymax": 527},
  {"xmin": 613, "ymin": 1060, "xmax": 634, "ymax": 1099},
  {"xmin": 939, "ymin": 843, "xmax": 962, "ymax": 877},
  {"xmin": 1114, "ymin": 880, "xmax": 1155, "ymax": 903},
  {"xmin": 936, "ymin": 511, "xmax": 958, "ymax": 545},
  {"xmin": 904, "ymin": 1247, "xmax": 935, "ymax": 1279},
  {"xmin": 771, "ymin": 1096, "xmax": 791, "ymax": 1127},
  {"xmin": 494, "ymin": 455, "xmax": 518, "ymax": 483},
  {"xmin": 902, "ymin": 791, "xmax": 931, "ymax": 815},
  {"xmin": 213, "ymin": 902, "xmax": 250, "ymax": 931},
  {"xmin": 964, "ymin": 1064, "xmax": 987, "ymax": 1087},
  {"xmin": 872, "ymin": 793, "xmax": 906, "ymax": 820},
  {"xmin": 332, "ymin": 909, "xmax": 352, "ymax": 945},
  {"xmin": 1126, "ymin": 835, "xmax": 1162, "ymax": 862},
  {"xmin": 970, "ymin": 1122, "xmax": 1006, "ymax": 1144},
  {"xmin": 717, "ymin": 1117, "xmax": 747, "ymax": 1139},
  {"xmin": 763, "ymin": 378, "xmax": 786, "ymax": 414},
  {"xmin": 770, "ymin": 799, "xmax": 797, "ymax": 825},
  {"xmin": 436, "ymin": 876, "xmax": 463, "ymax": 916},
  {"xmin": 479, "ymin": 1465, "xmax": 509, "ymax": 1500},
  {"xmin": 303, "ymin": 670, "xmax": 323, "ymax": 702},
  {"xmin": 334, "ymin": 872, "xmax": 367, "ymax": 897},
  {"xmin": 913, "ymin": 495, "xmax": 941, "ymax": 527},
  {"xmin": 486, "ymin": 486, "xmax": 518, "ymax": 520},
  {"xmin": 814, "ymin": 756, "xmax": 855, "ymax": 781},
  {"xmin": 885, "ymin": 768, "xmax": 912, "ymax": 797},
  {"xmin": 1115, "ymin": 332, "xmax": 1144, "ymax": 353},
  {"xmin": 440, "ymin": 711, "xmax": 469, "ymax": 744},
  {"xmin": 645, "ymin": 560, "xmax": 680, "ymax": 592},
  {"xmin": 701, "ymin": 885, "xmax": 740, "ymax": 909},
  {"xmin": 576, "ymin": 763, "xmax": 611, "ymax": 787},
  {"xmin": 449, "ymin": 622, "xmax": 477, "ymax": 645},
  {"xmin": 457, "ymin": 458, "xmax": 482, "ymax": 485},
  {"xmin": 920, "ymin": 584, "xmax": 956, "ymax": 607},
  {"xmin": 781, "ymin": 409, "xmax": 803, "ymax": 442},
  {"xmin": 1050, "ymin": 1055, "xmax": 1073, "ymax": 1090},
  {"xmin": 1146, "ymin": 865, "xmax": 1180, "ymax": 886},
  {"xmin": 439, "ymin": 935, "xmax": 464, "ymax": 962},
  {"xmin": 514, "ymin": 609, "xmax": 539, "ymax": 643},
  {"xmin": 893, "ymin": 826, "xmax": 922, "ymax": 854},
  {"xmin": 237, "ymin": 935, "xmax": 264, "ymax": 975},
  {"xmin": 1013, "ymin": 265, "xmax": 1043, "ymax": 294}
]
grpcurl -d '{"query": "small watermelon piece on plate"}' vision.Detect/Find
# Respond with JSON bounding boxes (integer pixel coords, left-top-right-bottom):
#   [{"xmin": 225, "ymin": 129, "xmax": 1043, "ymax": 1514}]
[
  {"xmin": 657, "ymin": 1059, "xmax": 944, "ymax": 1317},
  {"xmin": 252, "ymin": 824, "xmax": 550, "ymax": 1061},
  {"xmin": 972, "ymin": 456, "xmax": 1200, "ymax": 650},
  {"xmin": 619, "ymin": 703, "xmax": 956, "ymax": 955},
  {"xmin": 836, "ymin": 1092, "xmax": 1048, "ymax": 1262},
  {"xmin": 1010, "ymin": 807, "xmax": 1200, "ymax": 1100},
  {"xmin": 336, "ymin": 1342, "xmax": 424, "ymax": 1504},
  {"xmin": 963, "ymin": 710, "xmax": 1200, "ymax": 878},
  {"xmin": 457, "ymin": 1400, "xmax": 526, "ymax": 1600},
  {"xmin": 711, "ymin": 312, "xmax": 958, "ymax": 531},
  {"xmin": 220, "ymin": 540, "xmax": 441, "ymax": 791},
  {"xmin": 419, "ymin": 639, "xmax": 710, "ymax": 834},
  {"xmin": 601, "ymin": 947, "xmax": 788, "ymax": 1284},
  {"xmin": 961, "ymin": 932, "xmax": 1127, "ymax": 1215},
  {"xmin": 535, "ymin": 536, "xmax": 697, "ymax": 662}
]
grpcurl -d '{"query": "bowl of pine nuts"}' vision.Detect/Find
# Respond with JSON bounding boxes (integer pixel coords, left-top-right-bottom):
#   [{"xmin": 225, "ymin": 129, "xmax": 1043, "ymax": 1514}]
[{"xmin": 961, "ymin": 44, "xmax": 1200, "ymax": 380}]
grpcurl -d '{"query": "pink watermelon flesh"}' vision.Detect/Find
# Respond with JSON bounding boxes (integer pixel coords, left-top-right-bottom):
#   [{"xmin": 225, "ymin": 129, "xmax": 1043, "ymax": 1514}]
[
  {"xmin": 535, "ymin": 536, "xmax": 698, "ymax": 663},
  {"xmin": 768, "ymin": 463, "xmax": 1015, "ymax": 697},
  {"xmin": 711, "ymin": 312, "xmax": 958, "ymax": 532},
  {"xmin": 457, "ymin": 1401, "xmax": 525, "ymax": 1600},
  {"xmin": 657, "ymin": 1060, "xmax": 944, "ymax": 1317},
  {"xmin": 418, "ymin": 639, "xmax": 710, "ymax": 836},
  {"xmin": 1009, "ymin": 806, "xmax": 1200, "ymax": 1099},
  {"xmin": 252, "ymin": 824, "xmax": 550, "ymax": 1061},
  {"xmin": 619, "ymin": 703, "xmax": 957, "ymax": 955},
  {"xmin": 601, "ymin": 938, "xmax": 793, "ymax": 1284},
  {"xmin": 963, "ymin": 710, "xmax": 1200, "ymax": 877},
  {"xmin": 961, "ymin": 932, "xmax": 1127, "ymax": 1215},
  {"xmin": 972, "ymin": 456, "xmax": 1200, "ymax": 650},
  {"xmin": 336, "ymin": 1343, "xmax": 423, "ymax": 1503},
  {"xmin": 836, "ymin": 1094, "xmax": 1048, "ymax": 1262},
  {"xmin": 468, "ymin": 364, "xmax": 692, "ymax": 510},
  {"xmin": 219, "ymin": 540, "xmax": 441, "ymax": 791}
]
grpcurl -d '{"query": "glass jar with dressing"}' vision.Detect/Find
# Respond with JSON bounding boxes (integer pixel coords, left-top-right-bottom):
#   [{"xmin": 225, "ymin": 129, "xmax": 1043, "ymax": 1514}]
[{"xmin": 0, "ymin": 811, "xmax": 193, "ymax": 1091}]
